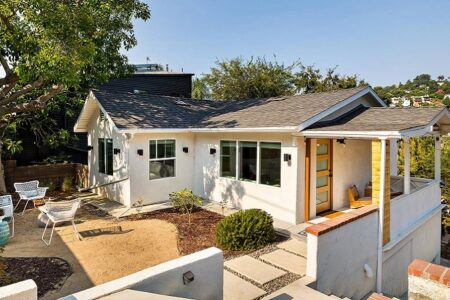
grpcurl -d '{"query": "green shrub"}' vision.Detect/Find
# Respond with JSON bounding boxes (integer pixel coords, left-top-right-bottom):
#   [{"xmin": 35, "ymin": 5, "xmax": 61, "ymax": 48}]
[
  {"xmin": 61, "ymin": 177, "xmax": 74, "ymax": 192},
  {"xmin": 169, "ymin": 188, "xmax": 203, "ymax": 224},
  {"xmin": 216, "ymin": 209, "xmax": 275, "ymax": 251},
  {"xmin": 40, "ymin": 179, "xmax": 58, "ymax": 191}
]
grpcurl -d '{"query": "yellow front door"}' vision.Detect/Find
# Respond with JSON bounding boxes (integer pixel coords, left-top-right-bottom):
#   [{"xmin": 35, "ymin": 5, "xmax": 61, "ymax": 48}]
[{"xmin": 316, "ymin": 139, "xmax": 332, "ymax": 214}]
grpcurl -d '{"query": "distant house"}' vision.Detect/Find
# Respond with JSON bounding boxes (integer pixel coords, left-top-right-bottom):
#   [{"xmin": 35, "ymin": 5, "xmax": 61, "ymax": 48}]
[
  {"xmin": 411, "ymin": 95, "xmax": 432, "ymax": 107},
  {"xmin": 75, "ymin": 85, "xmax": 450, "ymax": 298},
  {"xmin": 390, "ymin": 96, "xmax": 410, "ymax": 107}
]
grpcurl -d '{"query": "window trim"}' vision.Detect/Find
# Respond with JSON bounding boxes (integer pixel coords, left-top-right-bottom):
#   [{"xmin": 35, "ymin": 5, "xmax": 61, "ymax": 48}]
[
  {"xmin": 148, "ymin": 139, "xmax": 176, "ymax": 180},
  {"xmin": 219, "ymin": 139, "xmax": 282, "ymax": 188}
]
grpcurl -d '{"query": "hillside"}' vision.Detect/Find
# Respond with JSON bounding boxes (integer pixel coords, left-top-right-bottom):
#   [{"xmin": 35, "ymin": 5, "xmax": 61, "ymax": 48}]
[{"xmin": 374, "ymin": 74, "xmax": 450, "ymax": 107}]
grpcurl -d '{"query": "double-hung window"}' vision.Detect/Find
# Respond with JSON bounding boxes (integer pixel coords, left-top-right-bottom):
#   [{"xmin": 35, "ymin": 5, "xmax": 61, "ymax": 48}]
[
  {"xmin": 98, "ymin": 138, "xmax": 113, "ymax": 175},
  {"xmin": 149, "ymin": 139, "xmax": 176, "ymax": 180}
]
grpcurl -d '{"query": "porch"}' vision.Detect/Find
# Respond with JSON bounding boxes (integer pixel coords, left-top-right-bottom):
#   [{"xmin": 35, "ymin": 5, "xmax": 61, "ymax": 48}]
[{"xmin": 299, "ymin": 106, "xmax": 450, "ymax": 298}]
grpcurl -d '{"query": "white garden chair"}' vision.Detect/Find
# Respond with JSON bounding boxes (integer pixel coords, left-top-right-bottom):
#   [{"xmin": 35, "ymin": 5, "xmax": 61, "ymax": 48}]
[
  {"xmin": 0, "ymin": 195, "xmax": 14, "ymax": 237},
  {"xmin": 14, "ymin": 180, "xmax": 48, "ymax": 215},
  {"xmin": 41, "ymin": 199, "xmax": 81, "ymax": 246}
]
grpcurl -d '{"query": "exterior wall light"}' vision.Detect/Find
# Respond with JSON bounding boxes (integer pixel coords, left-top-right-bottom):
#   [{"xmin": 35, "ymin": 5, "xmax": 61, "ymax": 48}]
[
  {"xmin": 183, "ymin": 147, "xmax": 189, "ymax": 153},
  {"xmin": 283, "ymin": 153, "xmax": 291, "ymax": 162},
  {"xmin": 113, "ymin": 148, "xmax": 121, "ymax": 155},
  {"xmin": 87, "ymin": 145, "xmax": 93, "ymax": 151},
  {"xmin": 337, "ymin": 138, "xmax": 346, "ymax": 145},
  {"xmin": 137, "ymin": 149, "xmax": 144, "ymax": 156},
  {"xmin": 183, "ymin": 271, "xmax": 194, "ymax": 285},
  {"xmin": 210, "ymin": 148, "xmax": 216, "ymax": 155}
]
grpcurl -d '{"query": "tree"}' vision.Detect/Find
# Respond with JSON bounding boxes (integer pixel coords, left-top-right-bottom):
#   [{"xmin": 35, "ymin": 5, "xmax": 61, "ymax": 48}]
[
  {"xmin": 203, "ymin": 57, "xmax": 366, "ymax": 100},
  {"xmin": 294, "ymin": 64, "xmax": 365, "ymax": 94},
  {"xmin": 192, "ymin": 78, "xmax": 210, "ymax": 99},
  {"xmin": 204, "ymin": 57, "xmax": 297, "ymax": 100},
  {"xmin": 0, "ymin": 0, "xmax": 150, "ymax": 192}
]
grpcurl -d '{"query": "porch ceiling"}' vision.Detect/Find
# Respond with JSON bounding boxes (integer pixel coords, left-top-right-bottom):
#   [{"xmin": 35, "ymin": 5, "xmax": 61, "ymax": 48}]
[{"xmin": 300, "ymin": 106, "xmax": 450, "ymax": 139}]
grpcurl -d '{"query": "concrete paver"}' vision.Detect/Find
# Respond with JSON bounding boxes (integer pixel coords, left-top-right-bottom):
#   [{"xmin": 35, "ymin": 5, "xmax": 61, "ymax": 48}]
[
  {"xmin": 225, "ymin": 255, "xmax": 286, "ymax": 285},
  {"xmin": 277, "ymin": 239, "xmax": 307, "ymax": 257},
  {"xmin": 223, "ymin": 270, "xmax": 266, "ymax": 300},
  {"xmin": 260, "ymin": 250, "xmax": 306, "ymax": 275}
]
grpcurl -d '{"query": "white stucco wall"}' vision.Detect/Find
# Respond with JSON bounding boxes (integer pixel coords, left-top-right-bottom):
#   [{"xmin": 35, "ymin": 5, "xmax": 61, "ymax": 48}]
[
  {"xmin": 87, "ymin": 109, "xmax": 131, "ymax": 206},
  {"xmin": 382, "ymin": 211, "xmax": 442, "ymax": 297},
  {"xmin": 128, "ymin": 132, "xmax": 195, "ymax": 205},
  {"xmin": 0, "ymin": 279, "xmax": 37, "ymax": 300},
  {"xmin": 61, "ymin": 247, "xmax": 224, "ymax": 300},
  {"xmin": 193, "ymin": 132, "xmax": 301, "ymax": 224},
  {"xmin": 306, "ymin": 211, "xmax": 379, "ymax": 299},
  {"xmin": 332, "ymin": 139, "xmax": 372, "ymax": 209}
]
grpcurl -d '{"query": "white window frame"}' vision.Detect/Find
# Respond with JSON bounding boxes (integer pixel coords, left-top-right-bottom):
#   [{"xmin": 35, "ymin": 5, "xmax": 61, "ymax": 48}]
[
  {"xmin": 148, "ymin": 139, "xmax": 176, "ymax": 180},
  {"xmin": 219, "ymin": 139, "xmax": 282, "ymax": 187},
  {"xmin": 98, "ymin": 138, "xmax": 113, "ymax": 176}
]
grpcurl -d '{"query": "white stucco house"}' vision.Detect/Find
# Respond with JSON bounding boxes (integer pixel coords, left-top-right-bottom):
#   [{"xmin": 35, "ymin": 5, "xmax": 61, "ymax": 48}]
[{"xmin": 74, "ymin": 85, "xmax": 450, "ymax": 298}]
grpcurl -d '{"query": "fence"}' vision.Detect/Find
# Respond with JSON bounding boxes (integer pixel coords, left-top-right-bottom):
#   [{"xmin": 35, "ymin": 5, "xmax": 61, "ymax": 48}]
[{"xmin": 3, "ymin": 160, "xmax": 88, "ymax": 191}]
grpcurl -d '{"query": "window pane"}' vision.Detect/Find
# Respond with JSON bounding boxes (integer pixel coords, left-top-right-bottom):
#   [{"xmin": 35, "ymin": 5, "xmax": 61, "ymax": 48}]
[
  {"xmin": 239, "ymin": 141, "xmax": 257, "ymax": 181},
  {"xmin": 149, "ymin": 140, "xmax": 156, "ymax": 159},
  {"xmin": 149, "ymin": 159, "xmax": 175, "ymax": 180},
  {"xmin": 157, "ymin": 140, "xmax": 166, "ymax": 159},
  {"xmin": 165, "ymin": 140, "xmax": 176, "ymax": 158},
  {"xmin": 316, "ymin": 159, "xmax": 328, "ymax": 171},
  {"xmin": 220, "ymin": 141, "xmax": 236, "ymax": 177},
  {"xmin": 316, "ymin": 175, "xmax": 328, "ymax": 188},
  {"xmin": 317, "ymin": 143, "xmax": 328, "ymax": 155},
  {"xmin": 260, "ymin": 142, "xmax": 281, "ymax": 187},
  {"xmin": 316, "ymin": 191, "xmax": 328, "ymax": 204},
  {"xmin": 98, "ymin": 138, "xmax": 105, "ymax": 173},
  {"xmin": 106, "ymin": 139, "xmax": 113, "ymax": 175}
]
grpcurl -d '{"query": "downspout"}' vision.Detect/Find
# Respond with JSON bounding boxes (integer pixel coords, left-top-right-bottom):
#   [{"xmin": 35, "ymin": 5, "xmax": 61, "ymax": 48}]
[{"xmin": 376, "ymin": 138, "xmax": 386, "ymax": 293}]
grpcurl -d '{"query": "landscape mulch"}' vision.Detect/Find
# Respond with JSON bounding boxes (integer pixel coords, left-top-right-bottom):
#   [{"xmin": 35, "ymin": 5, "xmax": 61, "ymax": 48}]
[
  {"xmin": 0, "ymin": 257, "xmax": 72, "ymax": 297},
  {"xmin": 127, "ymin": 207, "xmax": 246, "ymax": 258}
]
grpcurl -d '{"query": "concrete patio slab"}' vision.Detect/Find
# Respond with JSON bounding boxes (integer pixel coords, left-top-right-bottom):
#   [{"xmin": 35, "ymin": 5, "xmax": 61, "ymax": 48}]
[
  {"xmin": 277, "ymin": 239, "xmax": 307, "ymax": 257},
  {"xmin": 223, "ymin": 270, "xmax": 266, "ymax": 300},
  {"xmin": 260, "ymin": 250, "xmax": 306, "ymax": 275},
  {"xmin": 225, "ymin": 255, "xmax": 286, "ymax": 285}
]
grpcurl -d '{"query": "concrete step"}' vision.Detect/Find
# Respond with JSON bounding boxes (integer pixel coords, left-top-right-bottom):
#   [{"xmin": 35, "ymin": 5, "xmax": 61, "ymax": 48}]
[
  {"xmin": 223, "ymin": 270, "xmax": 266, "ymax": 300},
  {"xmin": 262, "ymin": 276, "xmax": 333, "ymax": 300}
]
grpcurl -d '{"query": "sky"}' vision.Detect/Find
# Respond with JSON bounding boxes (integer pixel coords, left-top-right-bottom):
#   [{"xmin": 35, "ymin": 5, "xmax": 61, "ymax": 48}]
[{"xmin": 124, "ymin": 0, "xmax": 450, "ymax": 87}]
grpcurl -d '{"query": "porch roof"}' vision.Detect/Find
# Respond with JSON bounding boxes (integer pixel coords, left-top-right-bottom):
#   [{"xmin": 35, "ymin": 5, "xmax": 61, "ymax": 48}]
[{"xmin": 301, "ymin": 106, "xmax": 450, "ymax": 139}]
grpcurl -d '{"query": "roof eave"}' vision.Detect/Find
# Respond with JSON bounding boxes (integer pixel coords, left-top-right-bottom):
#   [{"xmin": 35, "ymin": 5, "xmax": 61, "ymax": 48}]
[{"xmin": 116, "ymin": 127, "xmax": 298, "ymax": 134}]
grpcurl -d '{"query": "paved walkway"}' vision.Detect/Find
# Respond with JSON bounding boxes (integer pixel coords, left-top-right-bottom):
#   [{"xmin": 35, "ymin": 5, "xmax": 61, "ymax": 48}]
[{"xmin": 223, "ymin": 238, "xmax": 309, "ymax": 300}]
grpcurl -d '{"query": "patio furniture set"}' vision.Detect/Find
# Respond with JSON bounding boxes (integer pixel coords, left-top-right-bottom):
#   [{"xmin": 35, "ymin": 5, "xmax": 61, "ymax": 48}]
[{"xmin": 1, "ymin": 180, "xmax": 81, "ymax": 246}]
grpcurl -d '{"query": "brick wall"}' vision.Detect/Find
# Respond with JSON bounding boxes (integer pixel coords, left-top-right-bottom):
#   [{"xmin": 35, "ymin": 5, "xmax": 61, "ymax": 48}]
[
  {"xmin": 408, "ymin": 259, "xmax": 450, "ymax": 300},
  {"xmin": 3, "ymin": 161, "xmax": 88, "ymax": 191}
]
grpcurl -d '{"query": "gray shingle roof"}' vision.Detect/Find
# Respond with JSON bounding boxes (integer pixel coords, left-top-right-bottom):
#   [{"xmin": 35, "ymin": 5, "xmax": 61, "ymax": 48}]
[
  {"xmin": 306, "ymin": 106, "xmax": 448, "ymax": 132},
  {"xmin": 93, "ymin": 86, "xmax": 370, "ymax": 130}
]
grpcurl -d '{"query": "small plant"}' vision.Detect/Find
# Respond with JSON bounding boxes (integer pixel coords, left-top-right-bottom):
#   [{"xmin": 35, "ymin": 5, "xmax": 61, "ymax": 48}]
[
  {"xmin": 169, "ymin": 188, "xmax": 203, "ymax": 224},
  {"xmin": 219, "ymin": 198, "xmax": 229, "ymax": 216},
  {"xmin": 132, "ymin": 198, "xmax": 145, "ymax": 219},
  {"xmin": 216, "ymin": 209, "xmax": 275, "ymax": 251},
  {"xmin": 61, "ymin": 177, "xmax": 74, "ymax": 192}
]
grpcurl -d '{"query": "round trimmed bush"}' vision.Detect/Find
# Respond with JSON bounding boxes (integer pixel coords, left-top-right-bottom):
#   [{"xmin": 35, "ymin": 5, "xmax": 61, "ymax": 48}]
[{"xmin": 215, "ymin": 209, "xmax": 275, "ymax": 251}]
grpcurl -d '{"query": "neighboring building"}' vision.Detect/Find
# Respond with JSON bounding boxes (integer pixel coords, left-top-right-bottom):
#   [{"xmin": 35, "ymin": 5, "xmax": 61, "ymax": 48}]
[
  {"xmin": 75, "ymin": 85, "xmax": 450, "ymax": 298},
  {"xmin": 411, "ymin": 95, "xmax": 432, "ymax": 107},
  {"xmin": 390, "ymin": 96, "xmax": 410, "ymax": 107}
]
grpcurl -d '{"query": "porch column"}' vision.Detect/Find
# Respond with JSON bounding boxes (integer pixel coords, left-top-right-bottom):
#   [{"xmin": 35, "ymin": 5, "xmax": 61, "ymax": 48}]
[
  {"xmin": 390, "ymin": 139, "xmax": 398, "ymax": 176},
  {"xmin": 404, "ymin": 138, "xmax": 411, "ymax": 195},
  {"xmin": 435, "ymin": 136, "xmax": 441, "ymax": 182},
  {"xmin": 375, "ymin": 138, "xmax": 388, "ymax": 293}
]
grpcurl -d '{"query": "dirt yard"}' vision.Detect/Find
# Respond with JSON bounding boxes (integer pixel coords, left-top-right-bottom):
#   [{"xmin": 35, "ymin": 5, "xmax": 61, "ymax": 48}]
[{"xmin": 3, "ymin": 205, "xmax": 180, "ymax": 299}]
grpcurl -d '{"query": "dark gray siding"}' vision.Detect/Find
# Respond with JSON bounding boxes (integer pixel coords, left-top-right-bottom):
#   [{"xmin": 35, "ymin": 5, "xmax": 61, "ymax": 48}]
[{"xmin": 100, "ymin": 74, "xmax": 193, "ymax": 98}]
